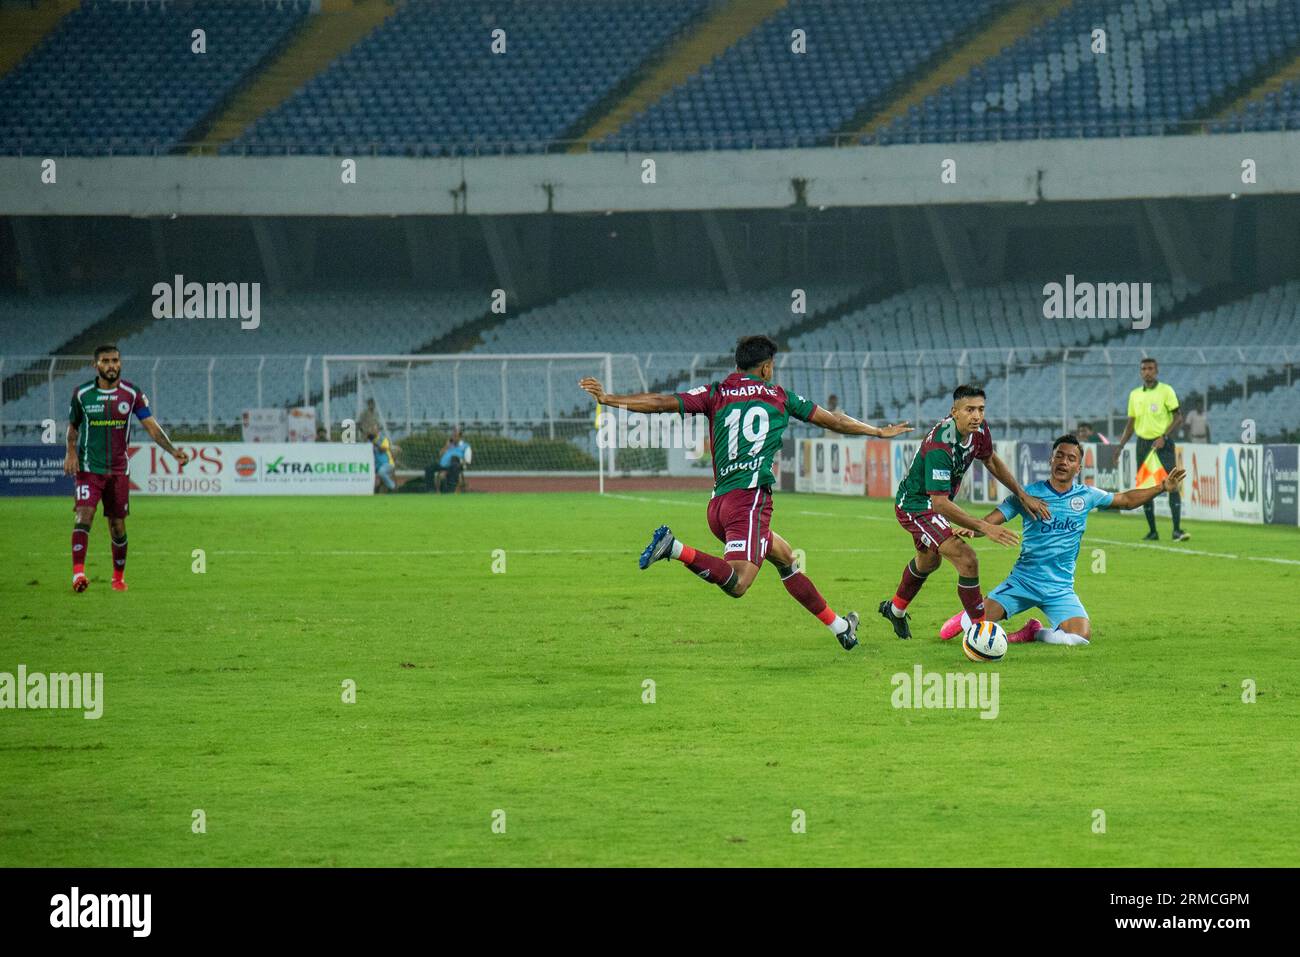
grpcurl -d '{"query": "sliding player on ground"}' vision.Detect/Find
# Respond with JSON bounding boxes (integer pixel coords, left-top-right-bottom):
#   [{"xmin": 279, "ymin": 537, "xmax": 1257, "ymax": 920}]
[
  {"xmin": 880, "ymin": 385, "xmax": 1052, "ymax": 639},
  {"xmin": 579, "ymin": 335, "xmax": 911, "ymax": 651},
  {"xmin": 63, "ymin": 344, "xmax": 190, "ymax": 593},
  {"xmin": 937, "ymin": 434, "xmax": 1186, "ymax": 645}
]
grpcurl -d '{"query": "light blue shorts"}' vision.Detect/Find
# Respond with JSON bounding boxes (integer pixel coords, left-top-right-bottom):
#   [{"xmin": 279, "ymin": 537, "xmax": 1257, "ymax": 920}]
[{"xmin": 987, "ymin": 575, "xmax": 1088, "ymax": 627}]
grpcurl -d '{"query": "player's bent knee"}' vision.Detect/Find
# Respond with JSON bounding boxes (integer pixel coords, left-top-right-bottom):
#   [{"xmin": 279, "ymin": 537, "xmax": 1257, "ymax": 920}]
[
  {"xmin": 723, "ymin": 563, "xmax": 757, "ymax": 598},
  {"xmin": 1066, "ymin": 619, "xmax": 1092, "ymax": 640},
  {"xmin": 915, "ymin": 549, "xmax": 941, "ymax": 573},
  {"xmin": 723, "ymin": 578, "xmax": 749, "ymax": 598},
  {"xmin": 766, "ymin": 542, "xmax": 794, "ymax": 566}
]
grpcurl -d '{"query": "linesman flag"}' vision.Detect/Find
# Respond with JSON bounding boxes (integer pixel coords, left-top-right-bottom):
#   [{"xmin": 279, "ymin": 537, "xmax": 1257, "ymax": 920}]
[{"xmin": 1135, "ymin": 448, "xmax": 1168, "ymax": 489}]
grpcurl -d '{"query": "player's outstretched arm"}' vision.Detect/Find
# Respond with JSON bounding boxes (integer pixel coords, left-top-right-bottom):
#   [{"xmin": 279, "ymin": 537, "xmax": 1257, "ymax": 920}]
[
  {"xmin": 142, "ymin": 417, "xmax": 190, "ymax": 467},
  {"xmin": 1107, "ymin": 466, "xmax": 1185, "ymax": 510},
  {"xmin": 955, "ymin": 508, "xmax": 1008, "ymax": 538},
  {"xmin": 929, "ymin": 493, "xmax": 1019, "ymax": 547},
  {"xmin": 578, "ymin": 377, "xmax": 677, "ymax": 413},
  {"xmin": 984, "ymin": 452, "xmax": 1051, "ymax": 521},
  {"xmin": 809, "ymin": 406, "xmax": 911, "ymax": 438}
]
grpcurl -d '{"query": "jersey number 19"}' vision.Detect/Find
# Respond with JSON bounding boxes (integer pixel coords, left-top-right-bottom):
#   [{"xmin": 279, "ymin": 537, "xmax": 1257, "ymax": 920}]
[{"xmin": 724, "ymin": 405, "xmax": 770, "ymax": 460}]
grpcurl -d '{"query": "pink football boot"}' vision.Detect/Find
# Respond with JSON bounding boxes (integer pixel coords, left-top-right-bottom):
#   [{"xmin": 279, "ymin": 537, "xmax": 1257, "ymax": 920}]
[
  {"xmin": 938, "ymin": 611, "xmax": 964, "ymax": 641},
  {"xmin": 1007, "ymin": 618, "xmax": 1044, "ymax": 643}
]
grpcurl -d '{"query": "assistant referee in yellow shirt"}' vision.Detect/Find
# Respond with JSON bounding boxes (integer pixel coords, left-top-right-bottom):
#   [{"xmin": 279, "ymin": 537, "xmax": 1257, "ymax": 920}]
[{"xmin": 1113, "ymin": 357, "xmax": 1188, "ymax": 541}]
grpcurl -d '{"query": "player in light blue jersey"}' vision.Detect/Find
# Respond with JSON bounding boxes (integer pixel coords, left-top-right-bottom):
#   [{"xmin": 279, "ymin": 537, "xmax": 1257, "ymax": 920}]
[{"xmin": 938, "ymin": 434, "xmax": 1185, "ymax": 646}]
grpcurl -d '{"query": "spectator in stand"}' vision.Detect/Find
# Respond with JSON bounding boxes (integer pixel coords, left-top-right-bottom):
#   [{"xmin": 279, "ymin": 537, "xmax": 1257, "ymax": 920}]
[
  {"xmin": 357, "ymin": 399, "xmax": 380, "ymax": 441},
  {"xmin": 427, "ymin": 428, "xmax": 470, "ymax": 493},
  {"xmin": 1075, "ymin": 421, "xmax": 1109, "ymax": 444},
  {"xmin": 1183, "ymin": 403, "xmax": 1210, "ymax": 443},
  {"xmin": 822, "ymin": 394, "xmax": 840, "ymax": 437},
  {"xmin": 316, "ymin": 426, "xmax": 329, "ymax": 443},
  {"xmin": 369, "ymin": 429, "xmax": 399, "ymax": 493}
]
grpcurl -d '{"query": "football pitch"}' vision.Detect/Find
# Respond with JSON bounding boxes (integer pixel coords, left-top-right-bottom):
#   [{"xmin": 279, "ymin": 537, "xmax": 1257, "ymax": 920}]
[{"xmin": 1, "ymin": 491, "xmax": 1297, "ymax": 868}]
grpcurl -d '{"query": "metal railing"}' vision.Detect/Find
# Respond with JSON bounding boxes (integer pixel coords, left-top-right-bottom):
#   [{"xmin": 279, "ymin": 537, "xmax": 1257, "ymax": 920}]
[
  {"xmin": 9, "ymin": 115, "xmax": 1298, "ymax": 159},
  {"xmin": 3, "ymin": 346, "xmax": 1297, "ymax": 443},
  {"xmin": 0, "ymin": 354, "xmax": 316, "ymax": 437}
]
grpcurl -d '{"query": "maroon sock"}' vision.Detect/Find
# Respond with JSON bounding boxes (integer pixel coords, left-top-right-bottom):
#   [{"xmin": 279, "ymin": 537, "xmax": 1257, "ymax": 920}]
[
  {"xmin": 957, "ymin": 576, "xmax": 984, "ymax": 621},
  {"xmin": 775, "ymin": 565, "xmax": 828, "ymax": 617},
  {"xmin": 677, "ymin": 544, "xmax": 735, "ymax": 586},
  {"xmin": 111, "ymin": 535, "xmax": 127, "ymax": 578},
  {"xmin": 891, "ymin": 558, "xmax": 930, "ymax": 611},
  {"xmin": 72, "ymin": 525, "xmax": 89, "ymax": 574}
]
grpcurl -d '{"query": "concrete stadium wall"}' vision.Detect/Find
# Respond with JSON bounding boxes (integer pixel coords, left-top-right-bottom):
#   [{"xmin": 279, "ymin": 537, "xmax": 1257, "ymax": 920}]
[{"xmin": 2, "ymin": 132, "xmax": 1297, "ymax": 217}]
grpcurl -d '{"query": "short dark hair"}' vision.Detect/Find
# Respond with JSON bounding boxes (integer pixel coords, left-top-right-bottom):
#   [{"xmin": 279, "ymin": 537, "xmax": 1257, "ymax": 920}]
[
  {"xmin": 1140, "ymin": 357, "xmax": 1158, "ymax": 366},
  {"xmin": 1052, "ymin": 434, "xmax": 1083, "ymax": 454},
  {"xmin": 1075, "ymin": 421, "xmax": 1092, "ymax": 431},
  {"xmin": 952, "ymin": 384, "xmax": 985, "ymax": 402},
  {"xmin": 735, "ymin": 335, "xmax": 778, "ymax": 371},
  {"xmin": 94, "ymin": 344, "xmax": 119, "ymax": 359}
]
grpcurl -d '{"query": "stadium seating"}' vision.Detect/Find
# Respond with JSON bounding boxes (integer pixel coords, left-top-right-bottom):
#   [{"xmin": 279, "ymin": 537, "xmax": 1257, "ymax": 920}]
[
  {"xmin": 1212, "ymin": 75, "xmax": 1300, "ymax": 131},
  {"xmin": 228, "ymin": 0, "xmax": 709, "ymax": 156},
  {"xmin": 774, "ymin": 280, "xmax": 1198, "ymax": 430},
  {"xmin": 1089, "ymin": 280, "xmax": 1300, "ymax": 437},
  {"xmin": 0, "ymin": 290, "xmax": 130, "ymax": 356},
  {"xmin": 6, "ymin": 0, "xmax": 1300, "ymax": 155},
  {"xmin": 1207, "ymin": 376, "xmax": 1300, "ymax": 440},
  {"xmin": 361, "ymin": 282, "xmax": 863, "ymax": 428},
  {"xmin": 874, "ymin": 0, "xmax": 1300, "ymax": 144},
  {"xmin": 675, "ymin": 279, "xmax": 1299, "ymax": 444},
  {"xmin": 0, "ymin": 288, "xmax": 488, "ymax": 429},
  {"xmin": 805, "ymin": 279, "xmax": 1297, "ymax": 440},
  {"xmin": 600, "ymin": 0, "xmax": 1006, "ymax": 151},
  {"xmin": 0, "ymin": 1, "xmax": 310, "ymax": 156},
  {"xmin": 2, "ymin": 280, "xmax": 1296, "ymax": 445}
]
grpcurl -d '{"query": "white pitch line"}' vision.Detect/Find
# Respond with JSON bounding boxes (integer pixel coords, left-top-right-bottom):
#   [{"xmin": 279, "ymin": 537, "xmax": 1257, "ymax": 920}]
[
  {"xmin": 21, "ymin": 546, "xmax": 896, "ymax": 558},
  {"xmin": 1084, "ymin": 536, "xmax": 1238, "ymax": 560},
  {"xmin": 206, "ymin": 548, "xmax": 627, "ymax": 556},
  {"xmin": 605, "ymin": 495, "xmax": 1300, "ymax": 566},
  {"xmin": 603, "ymin": 493, "xmax": 697, "ymax": 509},
  {"xmin": 604, "ymin": 493, "xmax": 889, "ymax": 521},
  {"xmin": 20, "ymin": 548, "xmax": 630, "ymax": 558},
  {"xmin": 1084, "ymin": 536, "xmax": 1300, "ymax": 567},
  {"xmin": 796, "ymin": 509, "xmax": 889, "ymax": 522}
]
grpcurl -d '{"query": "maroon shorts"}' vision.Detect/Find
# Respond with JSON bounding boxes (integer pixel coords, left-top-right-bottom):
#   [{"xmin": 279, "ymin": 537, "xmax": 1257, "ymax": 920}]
[
  {"xmin": 707, "ymin": 485, "xmax": 773, "ymax": 565},
  {"xmin": 895, "ymin": 505, "xmax": 953, "ymax": 552},
  {"xmin": 74, "ymin": 471, "xmax": 130, "ymax": 519}
]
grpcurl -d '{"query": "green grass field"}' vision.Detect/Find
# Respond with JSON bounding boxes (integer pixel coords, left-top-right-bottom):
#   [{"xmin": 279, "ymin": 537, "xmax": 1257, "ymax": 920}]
[{"xmin": 1, "ymin": 491, "xmax": 1297, "ymax": 867}]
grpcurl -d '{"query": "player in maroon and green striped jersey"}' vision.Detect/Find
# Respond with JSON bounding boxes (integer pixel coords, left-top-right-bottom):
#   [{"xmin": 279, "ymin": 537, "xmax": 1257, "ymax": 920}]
[
  {"xmin": 62, "ymin": 344, "xmax": 189, "ymax": 593},
  {"xmin": 580, "ymin": 335, "xmax": 911, "ymax": 651},
  {"xmin": 877, "ymin": 384, "xmax": 1051, "ymax": 640}
]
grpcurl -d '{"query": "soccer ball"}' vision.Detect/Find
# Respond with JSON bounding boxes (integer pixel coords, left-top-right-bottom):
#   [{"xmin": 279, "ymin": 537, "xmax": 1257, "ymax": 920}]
[{"xmin": 962, "ymin": 620, "xmax": 1007, "ymax": 663}]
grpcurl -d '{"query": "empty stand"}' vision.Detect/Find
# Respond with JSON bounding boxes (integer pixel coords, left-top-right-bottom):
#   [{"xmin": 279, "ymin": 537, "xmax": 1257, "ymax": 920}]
[
  {"xmin": 0, "ymin": 0, "xmax": 310, "ymax": 156},
  {"xmin": 229, "ymin": 0, "xmax": 709, "ymax": 156},
  {"xmin": 601, "ymin": 0, "xmax": 1007, "ymax": 151},
  {"xmin": 0, "ymin": 288, "xmax": 487, "ymax": 429},
  {"xmin": 875, "ymin": 0, "xmax": 1300, "ymax": 144}
]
